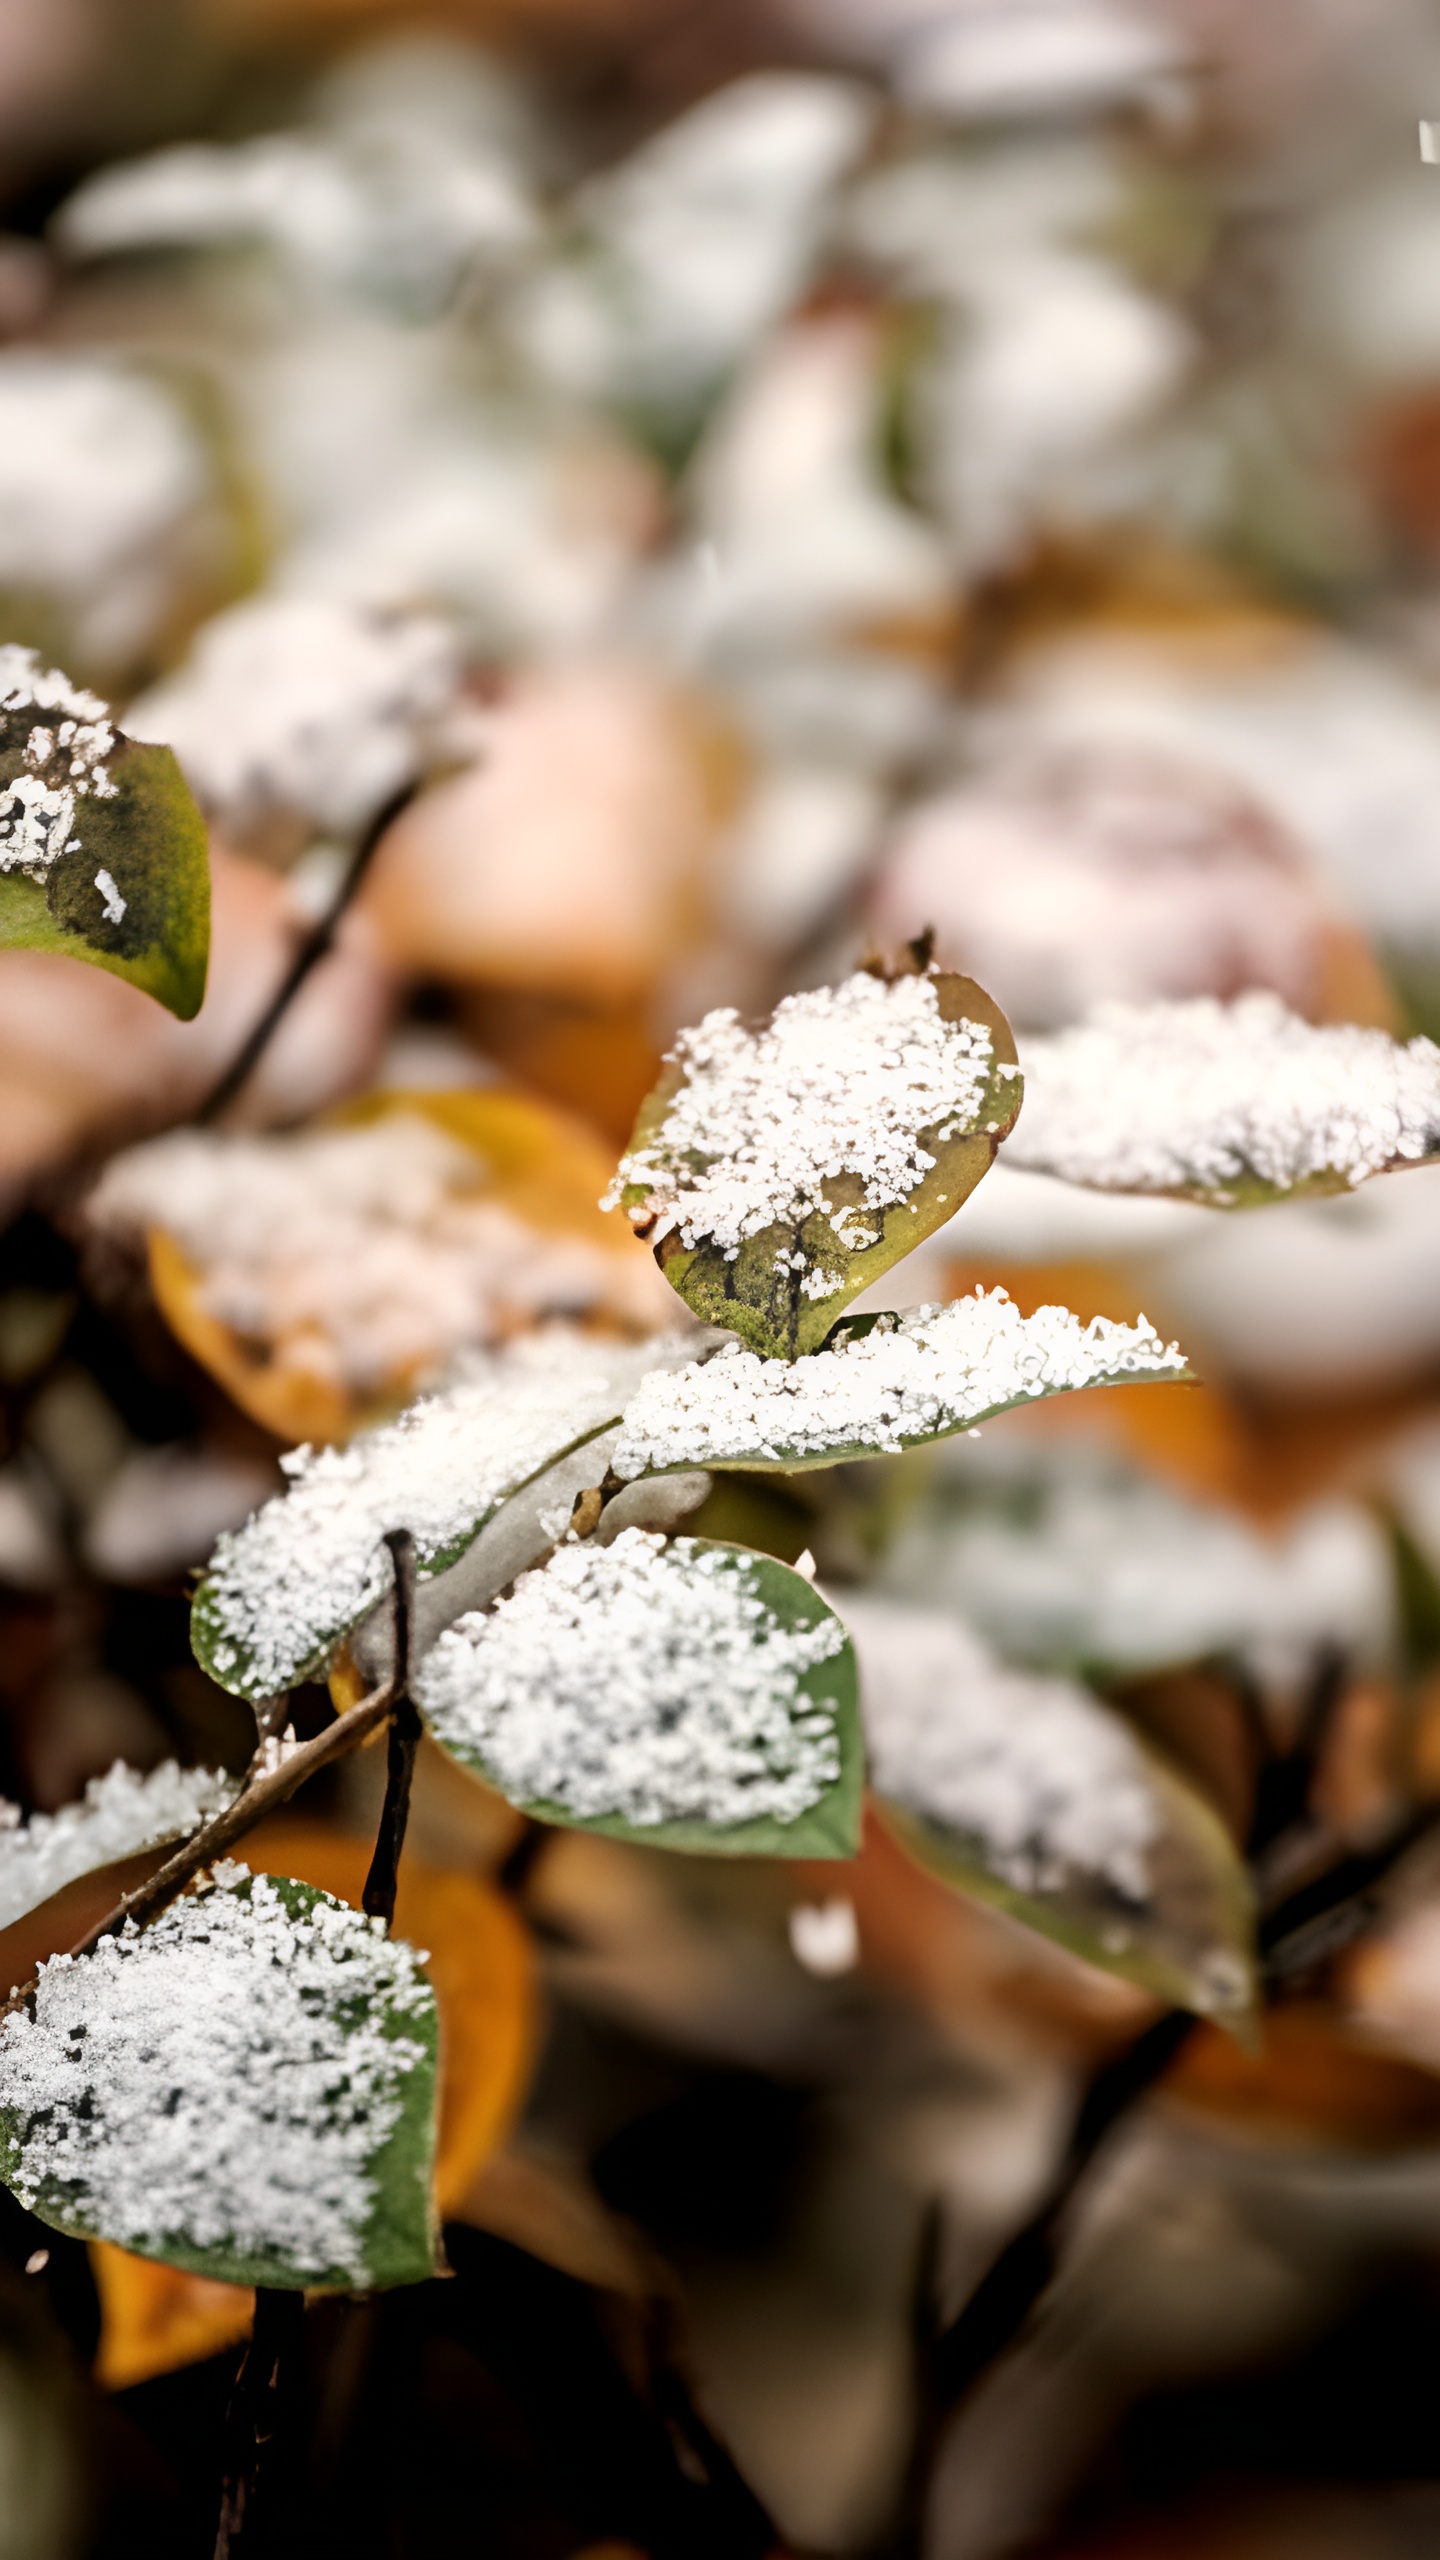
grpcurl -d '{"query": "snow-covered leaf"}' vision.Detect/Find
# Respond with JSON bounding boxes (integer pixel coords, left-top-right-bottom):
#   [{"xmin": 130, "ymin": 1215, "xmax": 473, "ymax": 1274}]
[
  {"xmin": 1005, "ymin": 994, "xmax": 1440, "ymax": 1207},
  {"xmin": 0, "ymin": 1872, "xmax": 439, "ymax": 2290},
  {"xmin": 607, "ymin": 966, "xmax": 1022, "ymax": 1358},
  {"xmin": 416, "ymin": 1531, "xmax": 862, "ymax": 1857},
  {"xmin": 0, "ymin": 649, "xmax": 210, "ymax": 1019},
  {"xmin": 0, "ymin": 1762, "xmax": 230, "ymax": 1934},
  {"xmin": 843, "ymin": 1593, "xmax": 1256, "ymax": 2022},
  {"xmin": 190, "ymin": 1334, "xmax": 691, "ymax": 1701},
  {"xmin": 613, "ymin": 1289, "xmax": 1190, "ymax": 1478},
  {"xmin": 90, "ymin": 1089, "xmax": 671, "ymax": 1446}
]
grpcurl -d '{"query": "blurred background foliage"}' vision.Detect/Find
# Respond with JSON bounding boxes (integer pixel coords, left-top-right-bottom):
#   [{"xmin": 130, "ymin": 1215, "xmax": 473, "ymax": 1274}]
[{"xmin": 16, "ymin": 2, "xmax": 1440, "ymax": 2556}]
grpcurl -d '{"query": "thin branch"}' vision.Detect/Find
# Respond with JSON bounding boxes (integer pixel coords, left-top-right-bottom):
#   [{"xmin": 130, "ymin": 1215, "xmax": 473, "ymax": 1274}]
[
  {"xmin": 213, "ymin": 2283, "xmax": 306, "ymax": 2559},
  {"xmin": 928, "ymin": 2007, "xmax": 1197, "ymax": 2413},
  {"xmin": 197, "ymin": 779, "xmax": 420, "ymax": 1127},
  {"xmin": 1, "ymin": 1676, "xmax": 398, "ymax": 2018},
  {"xmin": 362, "ymin": 1532, "xmax": 421, "ymax": 1931}
]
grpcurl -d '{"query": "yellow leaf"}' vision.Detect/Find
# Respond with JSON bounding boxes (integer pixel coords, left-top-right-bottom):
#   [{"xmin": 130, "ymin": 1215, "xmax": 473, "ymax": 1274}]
[{"xmin": 91, "ymin": 2246, "xmax": 252, "ymax": 2393}]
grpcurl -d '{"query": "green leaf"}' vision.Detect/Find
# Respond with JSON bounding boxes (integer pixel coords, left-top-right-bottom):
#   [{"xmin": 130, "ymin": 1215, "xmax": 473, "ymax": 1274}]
[
  {"xmin": 0, "ymin": 1873, "xmax": 439, "ymax": 2291},
  {"xmin": 1004, "ymin": 996, "xmax": 1440, "ymax": 1210},
  {"xmin": 844, "ymin": 1593, "xmax": 1256, "ymax": 2024},
  {"xmin": 611, "ymin": 967, "xmax": 1022, "ymax": 1358},
  {"xmin": 418, "ymin": 1536, "xmax": 864, "ymax": 1859},
  {"xmin": 613, "ymin": 1294, "xmax": 1193, "ymax": 1480},
  {"xmin": 190, "ymin": 1339, "xmax": 682, "ymax": 1703},
  {"xmin": 0, "ymin": 652, "xmax": 209, "ymax": 1019}
]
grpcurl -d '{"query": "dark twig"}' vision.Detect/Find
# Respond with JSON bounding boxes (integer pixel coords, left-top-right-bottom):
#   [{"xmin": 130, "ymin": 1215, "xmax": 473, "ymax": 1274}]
[
  {"xmin": 362, "ymin": 1531, "xmax": 420, "ymax": 1930},
  {"xmin": 1, "ymin": 1676, "xmax": 398, "ymax": 2018},
  {"xmin": 197, "ymin": 779, "xmax": 420, "ymax": 1127},
  {"xmin": 928, "ymin": 2007, "xmax": 1198, "ymax": 2412},
  {"xmin": 213, "ymin": 2282, "xmax": 306, "ymax": 2558}
]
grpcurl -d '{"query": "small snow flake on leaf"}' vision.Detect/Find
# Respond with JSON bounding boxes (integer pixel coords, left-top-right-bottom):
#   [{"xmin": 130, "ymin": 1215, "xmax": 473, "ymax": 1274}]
[
  {"xmin": 613, "ymin": 1289, "xmax": 1191, "ymax": 1478},
  {"xmin": 0, "ymin": 646, "xmax": 209, "ymax": 1019},
  {"xmin": 0, "ymin": 1872, "xmax": 439, "ymax": 2290},
  {"xmin": 1006, "ymin": 994, "xmax": 1440, "ymax": 1206},
  {"xmin": 605, "ymin": 963, "xmax": 1022, "ymax": 1357},
  {"xmin": 0, "ymin": 1761, "xmax": 231, "ymax": 1934},
  {"xmin": 843, "ymin": 1592, "xmax": 1256, "ymax": 2022},
  {"xmin": 417, "ymin": 1530, "xmax": 863, "ymax": 1857}
]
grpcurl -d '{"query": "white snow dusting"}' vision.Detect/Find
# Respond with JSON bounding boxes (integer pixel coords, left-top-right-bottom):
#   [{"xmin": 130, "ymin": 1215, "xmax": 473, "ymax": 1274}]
[
  {"xmin": 90, "ymin": 1117, "xmax": 664, "ymax": 1399},
  {"xmin": 1007, "ymin": 994, "xmax": 1440, "ymax": 1199},
  {"xmin": 0, "ymin": 648, "xmax": 118, "ymax": 882},
  {"xmin": 417, "ymin": 1527, "xmax": 847, "ymax": 1829},
  {"xmin": 0, "ymin": 1761, "xmax": 231, "ymax": 1934},
  {"xmin": 195, "ymin": 1333, "xmax": 675, "ymax": 1694},
  {"xmin": 0, "ymin": 1873, "xmax": 432, "ymax": 2283},
  {"xmin": 614, "ymin": 1289, "xmax": 1186, "ymax": 1475},
  {"xmin": 126, "ymin": 594, "xmax": 461, "ymax": 835},
  {"xmin": 605, "ymin": 970, "xmax": 1001, "ymax": 1257},
  {"xmin": 841, "ymin": 1590, "xmax": 1158, "ymax": 1899}
]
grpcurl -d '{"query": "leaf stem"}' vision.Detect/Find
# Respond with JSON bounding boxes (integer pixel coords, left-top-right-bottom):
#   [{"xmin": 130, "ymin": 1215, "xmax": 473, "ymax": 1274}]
[
  {"xmin": 196, "ymin": 779, "xmax": 419, "ymax": 1127},
  {"xmin": 362, "ymin": 1532, "xmax": 420, "ymax": 1931}
]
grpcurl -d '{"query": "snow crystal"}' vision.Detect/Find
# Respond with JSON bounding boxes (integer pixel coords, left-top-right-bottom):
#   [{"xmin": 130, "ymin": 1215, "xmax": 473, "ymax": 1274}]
[
  {"xmin": 0, "ymin": 1873, "xmax": 432, "ymax": 2283},
  {"xmin": 90, "ymin": 1116, "xmax": 664, "ymax": 1400},
  {"xmin": 613, "ymin": 1289, "xmax": 1186, "ymax": 1476},
  {"xmin": 604, "ymin": 970, "xmax": 1000, "ymax": 1258},
  {"xmin": 841, "ymin": 1590, "xmax": 1158, "ymax": 1899},
  {"xmin": 1006, "ymin": 994, "xmax": 1440, "ymax": 1200},
  {"xmin": 417, "ymin": 1527, "xmax": 847, "ymax": 1829},
  {"xmin": 126, "ymin": 594, "xmax": 461, "ymax": 835},
  {"xmin": 0, "ymin": 648, "xmax": 118, "ymax": 883},
  {"xmin": 195, "ymin": 1333, "xmax": 676, "ymax": 1695},
  {"xmin": 0, "ymin": 1761, "xmax": 231, "ymax": 1935},
  {"xmin": 93, "ymin": 868, "xmax": 126, "ymax": 924}
]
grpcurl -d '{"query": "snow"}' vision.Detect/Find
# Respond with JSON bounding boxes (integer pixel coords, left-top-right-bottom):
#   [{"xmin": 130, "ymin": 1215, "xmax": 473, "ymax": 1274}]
[
  {"xmin": 0, "ymin": 358, "xmax": 206, "ymax": 658},
  {"xmin": 0, "ymin": 1872, "xmax": 432, "ymax": 2284},
  {"xmin": 880, "ymin": 1437, "xmax": 1397, "ymax": 1703},
  {"xmin": 841, "ymin": 1590, "xmax": 1158, "ymax": 1898},
  {"xmin": 614, "ymin": 1289, "xmax": 1186, "ymax": 1475},
  {"xmin": 416, "ymin": 1527, "xmax": 846, "ymax": 1829},
  {"xmin": 0, "ymin": 1762, "xmax": 231, "ymax": 1934},
  {"xmin": 0, "ymin": 649, "xmax": 118, "ymax": 884},
  {"xmin": 89, "ymin": 1116, "xmax": 663, "ymax": 1401},
  {"xmin": 605, "ymin": 970, "xmax": 1002, "ymax": 1258},
  {"xmin": 1006, "ymin": 994, "xmax": 1440, "ymax": 1198},
  {"xmin": 126, "ymin": 594, "xmax": 462, "ymax": 836},
  {"xmin": 195, "ymin": 1333, "xmax": 679, "ymax": 1696}
]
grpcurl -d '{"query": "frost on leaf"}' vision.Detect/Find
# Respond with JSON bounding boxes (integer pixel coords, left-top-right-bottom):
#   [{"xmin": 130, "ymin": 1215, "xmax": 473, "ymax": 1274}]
[
  {"xmin": 1006, "ymin": 994, "xmax": 1440, "ymax": 1206},
  {"xmin": 605, "ymin": 965, "xmax": 1022, "ymax": 1357},
  {"xmin": 0, "ymin": 646, "xmax": 209, "ymax": 1018},
  {"xmin": 614, "ymin": 1288, "xmax": 1189, "ymax": 1478},
  {"xmin": 0, "ymin": 1761, "xmax": 230, "ymax": 1934},
  {"xmin": 842, "ymin": 1592, "xmax": 1256, "ymax": 2021},
  {"xmin": 0, "ymin": 1872, "xmax": 438, "ymax": 2290},
  {"xmin": 417, "ymin": 1530, "xmax": 862, "ymax": 1856},
  {"xmin": 191, "ymin": 1333, "xmax": 686, "ymax": 1701}
]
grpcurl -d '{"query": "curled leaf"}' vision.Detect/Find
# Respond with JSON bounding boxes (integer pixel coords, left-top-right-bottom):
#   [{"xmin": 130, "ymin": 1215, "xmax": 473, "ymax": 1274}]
[
  {"xmin": 1006, "ymin": 994, "xmax": 1440, "ymax": 1206},
  {"xmin": 190, "ymin": 1333, "xmax": 685, "ymax": 1701},
  {"xmin": 607, "ymin": 965, "xmax": 1021, "ymax": 1357},
  {"xmin": 0, "ymin": 1872, "xmax": 439, "ymax": 2290},
  {"xmin": 0, "ymin": 648, "xmax": 209, "ymax": 1019},
  {"xmin": 613, "ymin": 1289, "xmax": 1191, "ymax": 1478},
  {"xmin": 845, "ymin": 1593, "xmax": 1256, "ymax": 2023},
  {"xmin": 417, "ymin": 1532, "xmax": 863, "ymax": 1857}
]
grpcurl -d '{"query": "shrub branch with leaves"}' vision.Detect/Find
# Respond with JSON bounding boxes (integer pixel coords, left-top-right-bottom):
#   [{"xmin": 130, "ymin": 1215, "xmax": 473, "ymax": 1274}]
[{"xmin": 2, "ymin": 771, "xmax": 1439, "ymax": 2550}]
